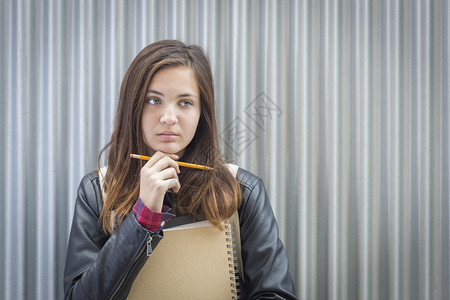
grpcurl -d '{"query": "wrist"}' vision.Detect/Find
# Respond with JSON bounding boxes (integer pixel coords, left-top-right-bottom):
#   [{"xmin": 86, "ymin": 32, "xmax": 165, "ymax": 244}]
[
  {"xmin": 139, "ymin": 194, "xmax": 163, "ymax": 212},
  {"xmin": 133, "ymin": 197, "xmax": 175, "ymax": 232}
]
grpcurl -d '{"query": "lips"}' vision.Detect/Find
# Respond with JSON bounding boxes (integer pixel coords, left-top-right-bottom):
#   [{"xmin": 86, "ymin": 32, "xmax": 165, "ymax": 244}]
[{"xmin": 157, "ymin": 131, "xmax": 179, "ymax": 141}]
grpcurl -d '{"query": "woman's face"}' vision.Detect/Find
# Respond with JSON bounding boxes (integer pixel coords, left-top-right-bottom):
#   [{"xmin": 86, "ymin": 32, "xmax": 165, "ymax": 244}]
[{"xmin": 141, "ymin": 66, "xmax": 201, "ymax": 157}]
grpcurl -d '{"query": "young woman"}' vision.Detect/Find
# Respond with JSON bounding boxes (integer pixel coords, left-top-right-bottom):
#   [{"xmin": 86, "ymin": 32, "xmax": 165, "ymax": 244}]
[{"xmin": 64, "ymin": 40, "xmax": 297, "ymax": 299}]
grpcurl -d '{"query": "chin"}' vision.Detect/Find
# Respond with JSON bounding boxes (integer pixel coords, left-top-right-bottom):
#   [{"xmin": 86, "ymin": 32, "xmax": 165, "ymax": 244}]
[{"xmin": 154, "ymin": 145, "xmax": 185, "ymax": 156}]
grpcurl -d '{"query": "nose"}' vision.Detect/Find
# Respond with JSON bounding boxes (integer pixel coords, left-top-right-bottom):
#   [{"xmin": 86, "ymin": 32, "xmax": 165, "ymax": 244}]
[{"xmin": 160, "ymin": 105, "xmax": 178, "ymax": 125}]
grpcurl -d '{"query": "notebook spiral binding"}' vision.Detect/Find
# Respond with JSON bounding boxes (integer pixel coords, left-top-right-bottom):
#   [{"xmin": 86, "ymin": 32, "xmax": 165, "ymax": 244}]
[{"xmin": 225, "ymin": 223, "xmax": 241, "ymax": 300}]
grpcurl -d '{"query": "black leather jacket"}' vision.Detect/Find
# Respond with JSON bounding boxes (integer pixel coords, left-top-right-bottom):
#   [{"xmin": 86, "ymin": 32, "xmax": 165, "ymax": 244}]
[{"xmin": 64, "ymin": 168, "xmax": 298, "ymax": 299}]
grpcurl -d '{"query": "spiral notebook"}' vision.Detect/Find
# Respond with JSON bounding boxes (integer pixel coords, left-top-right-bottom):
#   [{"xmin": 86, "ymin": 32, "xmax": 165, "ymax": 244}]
[{"xmin": 126, "ymin": 219, "xmax": 240, "ymax": 300}]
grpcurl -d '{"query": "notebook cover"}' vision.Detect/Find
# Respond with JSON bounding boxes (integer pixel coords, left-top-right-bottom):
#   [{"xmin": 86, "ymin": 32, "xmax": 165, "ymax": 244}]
[{"xmin": 127, "ymin": 220, "xmax": 238, "ymax": 300}]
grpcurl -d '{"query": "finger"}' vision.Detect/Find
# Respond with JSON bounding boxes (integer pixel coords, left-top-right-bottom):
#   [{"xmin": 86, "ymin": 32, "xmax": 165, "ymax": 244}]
[
  {"xmin": 145, "ymin": 151, "xmax": 167, "ymax": 168},
  {"xmin": 141, "ymin": 167, "xmax": 179, "ymax": 192},
  {"xmin": 151, "ymin": 156, "xmax": 181, "ymax": 174},
  {"xmin": 144, "ymin": 152, "xmax": 180, "ymax": 172},
  {"xmin": 167, "ymin": 178, "xmax": 181, "ymax": 193},
  {"xmin": 157, "ymin": 167, "xmax": 179, "ymax": 182},
  {"xmin": 139, "ymin": 169, "xmax": 179, "ymax": 201}
]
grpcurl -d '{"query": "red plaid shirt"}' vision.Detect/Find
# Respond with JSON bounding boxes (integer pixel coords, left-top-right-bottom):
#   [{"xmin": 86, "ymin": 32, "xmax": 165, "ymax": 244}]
[{"xmin": 132, "ymin": 197, "xmax": 175, "ymax": 233}]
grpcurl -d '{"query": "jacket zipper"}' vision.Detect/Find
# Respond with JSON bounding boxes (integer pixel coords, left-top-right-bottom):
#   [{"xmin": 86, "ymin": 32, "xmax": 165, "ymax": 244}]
[
  {"xmin": 146, "ymin": 234, "xmax": 153, "ymax": 256},
  {"xmin": 110, "ymin": 231, "xmax": 153, "ymax": 299}
]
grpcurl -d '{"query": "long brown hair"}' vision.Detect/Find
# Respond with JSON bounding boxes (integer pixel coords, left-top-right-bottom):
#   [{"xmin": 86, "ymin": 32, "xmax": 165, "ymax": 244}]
[{"xmin": 99, "ymin": 40, "xmax": 241, "ymax": 234}]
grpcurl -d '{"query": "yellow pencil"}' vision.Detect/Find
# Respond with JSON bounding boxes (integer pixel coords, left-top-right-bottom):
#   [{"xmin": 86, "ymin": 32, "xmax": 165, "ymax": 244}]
[{"xmin": 130, "ymin": 154, "xmax": 214, "ymax": 170}]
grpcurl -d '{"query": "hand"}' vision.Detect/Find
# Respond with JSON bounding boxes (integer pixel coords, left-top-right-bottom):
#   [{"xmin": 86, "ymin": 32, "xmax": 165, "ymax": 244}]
[{"xmin": 139, "ymin": 151, "xmax": 181, "ymax": 212}]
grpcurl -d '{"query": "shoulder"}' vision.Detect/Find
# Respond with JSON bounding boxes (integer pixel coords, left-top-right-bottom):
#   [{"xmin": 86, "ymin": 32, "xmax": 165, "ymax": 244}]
[
  {"xmin": 235, "ymin": 167, "xmax": 264, "ymax": 192},
  {"xmin": 79, "ymin": 170, "xmax": 100, "ymax": 185},
  {"xmin": 235, "ymin": 167, "xmax": 270, "ymax": 218},
  {"xmin": 76, "ymin": 171, "xmax": 102, "ymax": 217},
  {"xmin": 235, "ymin": 167, "xmax": 279, "ymax": 245},
  {"xmin": 78, "ymin": 171, "xmax": 101, "ymax": 192}
]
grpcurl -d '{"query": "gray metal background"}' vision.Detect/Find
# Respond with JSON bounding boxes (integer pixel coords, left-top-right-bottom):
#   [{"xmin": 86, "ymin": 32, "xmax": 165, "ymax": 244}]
[{"xmin": 1, "ymin": 0, "xmax": 449, "ymax": 299}]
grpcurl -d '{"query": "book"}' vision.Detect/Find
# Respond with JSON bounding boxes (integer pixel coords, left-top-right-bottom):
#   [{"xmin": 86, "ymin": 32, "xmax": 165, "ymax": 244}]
[{"xmin": 126, "ymin": 219, "xmax": 240, "ymax": 299}]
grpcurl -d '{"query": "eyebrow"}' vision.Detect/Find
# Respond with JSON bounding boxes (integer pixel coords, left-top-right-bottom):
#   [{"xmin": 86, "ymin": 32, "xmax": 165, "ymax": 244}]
[
  {"xmin": 147, "ymin": 89, "xmax": 198, "ymax": 99},
  {"xmin": 147, "ymin": 90, "xmax": 164, "ymax": 96}
]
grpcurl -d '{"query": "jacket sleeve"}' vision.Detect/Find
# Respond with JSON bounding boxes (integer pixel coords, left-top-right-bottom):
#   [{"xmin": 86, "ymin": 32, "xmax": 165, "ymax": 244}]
[
  {"xmin": 237, "ymin": 169, "xmax": 298, "ymax": 299},
  {"xmin": 63, "ymin": 173, "xmax": 162, "ymax": 300}
]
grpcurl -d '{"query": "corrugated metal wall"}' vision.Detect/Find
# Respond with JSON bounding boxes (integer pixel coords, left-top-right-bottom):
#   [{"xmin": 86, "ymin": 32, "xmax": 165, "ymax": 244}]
[{"xmin": 1, "ymin": 0, "xmax": 448, "ymax": 299}]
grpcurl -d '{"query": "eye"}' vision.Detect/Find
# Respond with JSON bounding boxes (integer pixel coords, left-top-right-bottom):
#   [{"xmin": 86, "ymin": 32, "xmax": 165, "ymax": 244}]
[
  {"xmin": 147, "ymin": 97, "xmax": 161, "ymax": 105},
  {"xmin": 180, "ymin": 100, "xmax": 193, "ymax": 107}
]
